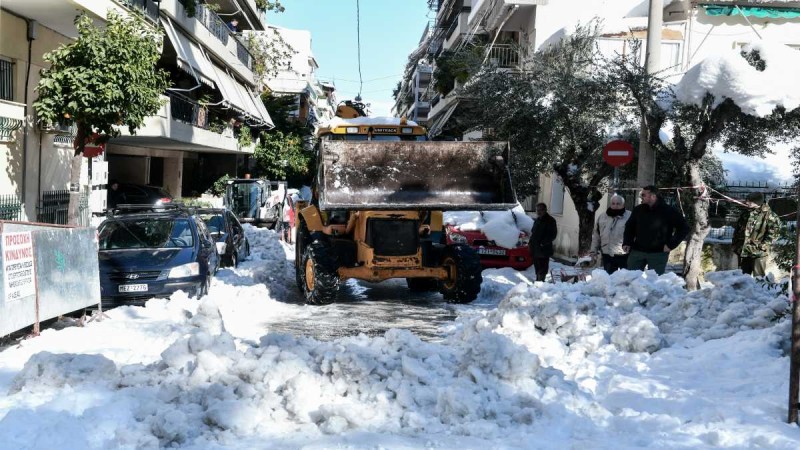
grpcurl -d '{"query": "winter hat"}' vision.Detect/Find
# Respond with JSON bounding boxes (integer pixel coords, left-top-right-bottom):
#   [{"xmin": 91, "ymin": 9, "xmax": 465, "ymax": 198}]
[{"xmin": 747, "ymin": 192, "xmax": 765, "ymax": 206}]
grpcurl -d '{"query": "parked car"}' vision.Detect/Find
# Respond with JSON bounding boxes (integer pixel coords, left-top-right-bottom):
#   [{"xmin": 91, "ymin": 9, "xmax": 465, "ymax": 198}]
[
  {"xmin": 114, "ymin": 183, "xmax": 173, "ymax": 206},
  {"xmin": 97, "ymin": 204, "xmax": 220, "ymax": 308},
  {"xmin": 197, "ymin": 208, "xmax": 250, "ymax": 267},
  {"xmin": 445, "ymin": 225, "xmax": 532, "ymax": 270}
]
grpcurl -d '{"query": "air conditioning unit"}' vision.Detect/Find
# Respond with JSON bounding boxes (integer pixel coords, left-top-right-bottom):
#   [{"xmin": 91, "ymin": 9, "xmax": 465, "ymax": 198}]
[{"xmin": 36, "ymin": 112, "xmax": 73, "ymax": 134}]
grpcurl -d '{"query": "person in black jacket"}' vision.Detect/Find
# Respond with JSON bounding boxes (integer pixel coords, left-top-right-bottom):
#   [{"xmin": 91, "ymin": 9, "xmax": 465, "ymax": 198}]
[
  {"xmin": 623, "ymin": 185, "xmax": 689, "ymax": 275},
  {"xmin": 529, "ymin": 203, "xmax": 558, "ymax": 281}
]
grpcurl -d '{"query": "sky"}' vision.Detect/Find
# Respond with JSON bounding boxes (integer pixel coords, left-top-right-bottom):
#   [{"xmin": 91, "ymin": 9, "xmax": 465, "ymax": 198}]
[{"xmin": 268, "ymin": 0, "xmax": 433, "ymax": 116}]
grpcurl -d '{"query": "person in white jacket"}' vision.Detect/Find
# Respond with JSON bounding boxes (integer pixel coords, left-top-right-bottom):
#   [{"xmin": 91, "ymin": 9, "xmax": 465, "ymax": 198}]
[{"xmin": 590, "ymin": 194, "xmax": 631, "ymax": 273}]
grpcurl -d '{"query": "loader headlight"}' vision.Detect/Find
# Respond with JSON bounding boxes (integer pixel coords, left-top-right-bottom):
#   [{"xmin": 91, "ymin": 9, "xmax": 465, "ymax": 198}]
[
  {"xmin": 346, "ymin": 127, "xmax": 359, "ymax": 133},
  {"xmin": 449, "ymin": 232, "xmax": 468, "ymax": 244},
  {"xmin": 401, "ymin": 127, "xmax": 413, "ymax": 134},
  {"xmin": 168, "ymin": 262, "xmax": 200, "ymax": 279}
]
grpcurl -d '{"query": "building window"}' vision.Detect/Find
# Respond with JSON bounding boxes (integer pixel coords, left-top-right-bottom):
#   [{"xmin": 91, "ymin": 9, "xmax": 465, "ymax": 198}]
[
  {"xmin": 0, "ymin": 58, "xmax": 13, "ymax": 101},
  {"xmin": 550, "ymin": 176, "xmax": 565, "ymax": 215}
]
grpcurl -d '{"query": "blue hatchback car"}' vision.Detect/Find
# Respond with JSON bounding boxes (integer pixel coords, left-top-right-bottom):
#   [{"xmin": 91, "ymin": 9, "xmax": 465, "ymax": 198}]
[{"xmin": 97, "ymin": 204, "xmax": 220, "ymax": 308}]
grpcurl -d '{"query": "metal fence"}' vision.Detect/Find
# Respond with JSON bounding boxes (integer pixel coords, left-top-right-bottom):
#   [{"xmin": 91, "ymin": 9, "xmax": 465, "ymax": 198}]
[
  {"xmin": 37, "ymin": 190, "xmax": 90, "ymax": 226},
  {"xmin": 0, "ymin": 194, "xmax": 22, "ymax": 221}
]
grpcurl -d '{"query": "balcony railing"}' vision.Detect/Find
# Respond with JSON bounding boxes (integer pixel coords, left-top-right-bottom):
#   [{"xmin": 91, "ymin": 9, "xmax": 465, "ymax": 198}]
[
  {"xmin": 195, "ymin": 5, "xmax": 230, "ymax": 46},
  {"xmin": 121, "ymin": 0, "xmax": 160, "ymax": 23},
  {"xmin": 169, "ymin": 93, "xmax": 210, "ymax": 129},
  {"xmin": 0, "ymin": 194, "xmax": 22, "ymax": 221},
  {"xmin": 235, "ymin": 39, "xmax": 252, "ymax": 70},
  {"xmin": 168, "ymin": 94, "xmax": 234, "ymax": 136},
  {"xmin": 0, "ymin": 59, "xmax": 13, "ymax": 101},
  {"xmin": 487, "ymin": 44, "xmax": 520, "ymax": 69}
]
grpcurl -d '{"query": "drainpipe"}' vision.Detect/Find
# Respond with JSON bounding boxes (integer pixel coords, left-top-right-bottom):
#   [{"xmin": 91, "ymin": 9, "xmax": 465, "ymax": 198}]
[{"xmin": 22, "ymin": 20, "xmax": 36, "ymax": 214}]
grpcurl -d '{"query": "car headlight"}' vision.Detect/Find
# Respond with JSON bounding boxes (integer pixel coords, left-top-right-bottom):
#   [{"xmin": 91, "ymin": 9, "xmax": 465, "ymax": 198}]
[
  {"xmin": 167, "ymin": 262, "xmax": 200, "ymax": 279},
  {"xmin": 215, "ymin": 242, "xmax": 227, "ymax": 255},
  {"xmin": 450, "ymin": 232, "xmax": 468, "ymax": 244},
  {"xmin": 517, "ymin": 235, "xmax": 530, "ymax": 247}
]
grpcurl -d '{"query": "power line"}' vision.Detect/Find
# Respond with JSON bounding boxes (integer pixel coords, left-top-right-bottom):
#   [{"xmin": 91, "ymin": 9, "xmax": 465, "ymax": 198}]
[{"xmin": 356, "ymin": 0, "xmax": 363, "ymax": 101}]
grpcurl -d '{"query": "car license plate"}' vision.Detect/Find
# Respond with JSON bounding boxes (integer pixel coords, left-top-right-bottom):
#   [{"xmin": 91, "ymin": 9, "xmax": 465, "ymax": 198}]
[
  {"xmin": 478, "ymin": 248, "xmax": 506, "ymax": 256},
  {"xmin": 119, "ymin": 284, "xmax": 148, "ymax": 293}
]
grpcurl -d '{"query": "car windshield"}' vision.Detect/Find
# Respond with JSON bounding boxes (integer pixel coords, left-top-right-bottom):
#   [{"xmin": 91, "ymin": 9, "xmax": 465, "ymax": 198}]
[
  {"xmin": 98, "ymin": 218, "xmax": 194, "ymax": 249},
  {"xmin": 201, "ymin": 214, "xmax": 226, "ymax": 235}
]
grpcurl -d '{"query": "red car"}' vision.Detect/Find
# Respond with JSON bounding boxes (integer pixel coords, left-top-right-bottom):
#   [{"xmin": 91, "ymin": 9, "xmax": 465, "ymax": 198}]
[{"xmin": 445, "ymin": 225, "xmax": 532, "ymax": 270}]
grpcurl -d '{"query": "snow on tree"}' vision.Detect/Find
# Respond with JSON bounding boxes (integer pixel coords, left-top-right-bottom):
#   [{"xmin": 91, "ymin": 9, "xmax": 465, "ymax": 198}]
[{"xmin": 612, "ymin": 40, "xmax": 800, "ymax": 289}]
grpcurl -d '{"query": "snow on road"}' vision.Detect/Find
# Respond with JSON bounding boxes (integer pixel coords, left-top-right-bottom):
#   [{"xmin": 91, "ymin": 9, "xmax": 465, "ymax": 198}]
[{"xmin": 1, "ymin": 226, "xmax": 799, "ymax": 449}]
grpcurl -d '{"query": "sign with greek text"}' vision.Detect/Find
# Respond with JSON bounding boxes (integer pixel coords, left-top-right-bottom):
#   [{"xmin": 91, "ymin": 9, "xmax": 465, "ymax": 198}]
[{"xmin": 3, "ymin": 232, "xmax": 36, "ymax": 302}]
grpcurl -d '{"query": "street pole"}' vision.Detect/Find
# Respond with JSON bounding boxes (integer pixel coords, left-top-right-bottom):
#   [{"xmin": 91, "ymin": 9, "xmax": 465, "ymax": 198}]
[
  {"xmin": 789, "ymin": 184, "xmax": 800, "ymax": 424},
  {"xmin": 637, "ymin": 0, "xmax": 663, "ymax": 189}
]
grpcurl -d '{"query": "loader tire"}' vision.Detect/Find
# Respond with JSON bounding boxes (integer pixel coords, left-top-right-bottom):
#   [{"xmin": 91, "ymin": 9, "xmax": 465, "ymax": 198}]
[
  {"xmin": 439, "ymin": 244, "xmax": 482, "ymax": 304},
  {"xmin": 406, "ymin": 278, "xmax": 439, "ymax": 292},
  {"xmin": 300, "ymin": 241, "xmax": 339, "ymax": 305}
]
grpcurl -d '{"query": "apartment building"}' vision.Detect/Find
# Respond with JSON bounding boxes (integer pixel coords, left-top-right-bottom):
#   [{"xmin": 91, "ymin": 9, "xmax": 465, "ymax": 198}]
[
  {"xmin": 258, "ymin": 26, "xmax": 336, "ymax": 133},
  {"xmin": 392, "ymin": 22, "xmax": 434, "ymax": 125},
  {"xmin": 0, "ymin": 0, "xmax": 273, "ymax": 223}
]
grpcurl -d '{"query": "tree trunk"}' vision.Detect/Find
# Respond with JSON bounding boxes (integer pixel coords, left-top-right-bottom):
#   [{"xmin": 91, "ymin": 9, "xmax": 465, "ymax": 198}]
[
  {"xmin": 576, "ymin": 203, "xmax": 597, "ymax": 255},
  {"xmin": 682, "ymin": 160, "xmax": 710, "ymax": 290},
  {"xmin": 67, "ymin": 154, "xmax": 83, "ymax": 226}
]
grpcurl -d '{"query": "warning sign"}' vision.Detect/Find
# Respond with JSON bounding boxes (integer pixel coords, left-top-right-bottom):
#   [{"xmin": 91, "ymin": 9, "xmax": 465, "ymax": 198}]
[{"xmin": 3, "ymin": 232, "xmax": 36, "ymax": 302}]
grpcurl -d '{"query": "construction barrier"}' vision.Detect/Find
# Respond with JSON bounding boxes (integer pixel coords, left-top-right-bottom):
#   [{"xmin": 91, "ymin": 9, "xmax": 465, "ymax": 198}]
[{"xmin": 0, "ymin": 221, "xmax": 100, "ymax": 337}]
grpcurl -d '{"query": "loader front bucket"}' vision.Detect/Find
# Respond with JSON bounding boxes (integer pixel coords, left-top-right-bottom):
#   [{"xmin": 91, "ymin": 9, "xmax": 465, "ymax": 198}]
[{"xmin": 318, "ymin": 141, "xmax": 517, "ymax": 211}]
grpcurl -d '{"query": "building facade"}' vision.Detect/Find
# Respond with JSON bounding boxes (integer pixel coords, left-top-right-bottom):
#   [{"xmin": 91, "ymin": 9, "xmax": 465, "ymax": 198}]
[
  {"xmin": 259, "ymin": 26, "xmax": 336, "ymax": 133},
  {"xmin": 1, "ymin": 0, "xmax": 273, "ymax": 223}
]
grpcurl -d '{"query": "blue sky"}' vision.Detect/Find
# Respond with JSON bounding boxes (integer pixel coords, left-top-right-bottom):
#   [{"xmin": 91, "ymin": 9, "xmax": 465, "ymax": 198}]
[{"xmin": 268, "ymin": 0, "xmax": 432, "ymax": 116}]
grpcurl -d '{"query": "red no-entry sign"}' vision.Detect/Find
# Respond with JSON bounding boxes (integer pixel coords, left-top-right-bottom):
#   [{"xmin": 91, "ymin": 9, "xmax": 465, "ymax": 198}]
[{"xmin": 603, "ymin": 140, "xmax": 634, "ymax": 167}]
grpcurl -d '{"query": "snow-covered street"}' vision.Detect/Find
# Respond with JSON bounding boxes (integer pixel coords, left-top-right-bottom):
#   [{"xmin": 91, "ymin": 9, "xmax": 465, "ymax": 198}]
[{"xmin": 1, "ymin": 226, "xmax": 800, "ymax": 449}]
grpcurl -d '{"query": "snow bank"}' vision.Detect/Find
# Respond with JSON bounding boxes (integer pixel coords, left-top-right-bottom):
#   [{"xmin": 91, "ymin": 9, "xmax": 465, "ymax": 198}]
[
  {"xmin": 676, "ymin": 40, "xmax": 800, "ymax": 117},
  {"xmin": 445, "ymin": 205, "xmax": 534, "ymax": 249},
  {"xmin": 454, "ymin": 269, "xmax": 789, "ymax": 359}
]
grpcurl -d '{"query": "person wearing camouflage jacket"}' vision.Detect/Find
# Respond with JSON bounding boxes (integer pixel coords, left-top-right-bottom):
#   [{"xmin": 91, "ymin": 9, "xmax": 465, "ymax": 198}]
[{"xmin": 731, "ymin": 192, "xmax": 782, "ymax": 277}]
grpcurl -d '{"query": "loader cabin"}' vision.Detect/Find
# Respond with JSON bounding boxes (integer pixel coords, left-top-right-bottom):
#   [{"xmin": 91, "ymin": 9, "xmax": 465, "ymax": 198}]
[{"xmin": 316, "ymin": 106, "xmax": 427, "ymax": 142}]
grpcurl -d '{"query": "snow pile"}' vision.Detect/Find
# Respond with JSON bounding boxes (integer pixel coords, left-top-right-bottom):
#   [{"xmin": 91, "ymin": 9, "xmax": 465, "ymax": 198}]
[
  {"xmin": 455, "ymin": 270, "xmax": 788, "ymax": 357},
  {"xmin": 445, "ymin": 205, "xmax": 534, "ymax": 249},
  {"xmin": 3, "ymin": 297, "xmax": 577, "ymax": 447},
  {"xmin": 676, "ymin": 40, "xmax": 800, "ymax": 117}
]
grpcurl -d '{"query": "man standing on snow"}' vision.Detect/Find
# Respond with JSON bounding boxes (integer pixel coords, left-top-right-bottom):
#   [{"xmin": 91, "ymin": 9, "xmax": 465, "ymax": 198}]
[
  {"xmin": 623, "ymin": 185, "xmax": 689, "ymax": 275},
  {"xmin": 732, "ymin": 192, "xmax": 782, "ymax": 277},
  {"xmin": 590, "ymin": 194, "xmax": 631, "ymax": 273},
  {"xmin": 529, "ymin": 203, "xmax": 558, "ymax": 282}
]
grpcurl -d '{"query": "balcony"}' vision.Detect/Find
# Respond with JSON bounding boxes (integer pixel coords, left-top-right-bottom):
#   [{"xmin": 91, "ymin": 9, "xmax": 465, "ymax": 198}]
[
  {"xmin": 111, "ymin": 95, "xmax": 248, "ymax": 153},
  {"xmin": 162, "ymin": 0, "xmax": 256, "ymax": 83},
  {"xmin": 486, "ymin": 44, "xmax": 520, "ymax": 68}
]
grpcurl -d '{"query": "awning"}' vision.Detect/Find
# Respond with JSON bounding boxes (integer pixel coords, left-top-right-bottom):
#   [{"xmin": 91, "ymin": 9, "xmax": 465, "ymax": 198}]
[
  {"xmin": 427, "ymin": 99, "xmax": 459, "ymax": 138},
  {"xmin": 161, "ymin": 17, "xmax": 216, "ymax": 88},
  {"xmin": 250, "ymin": 91, "xmax": 274, "ymax": 128},
  {"xmin": 212, "ymin": 65, "xmax": 273, "ymax": 127},
  {"xmin": 702, "ymin": 5, "xmax": 800, "ymax": 19}
]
